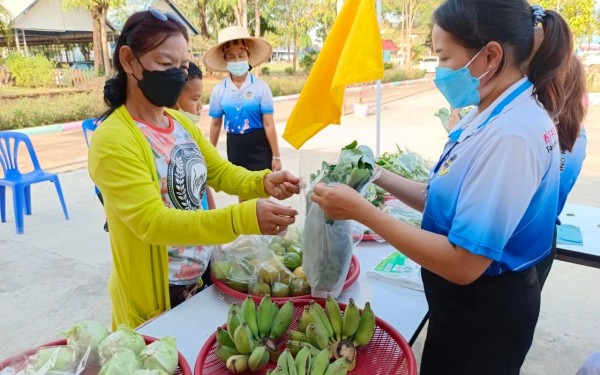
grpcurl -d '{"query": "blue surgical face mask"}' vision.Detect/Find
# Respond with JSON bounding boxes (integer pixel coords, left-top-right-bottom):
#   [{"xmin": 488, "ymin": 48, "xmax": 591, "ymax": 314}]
[
  {"xmin": 433, "ymin": 48, "xmax": 490, "ymax": 109},
  {"xmin": 227, "ymin": 60, "xmax": 250, "ymax": 77}
]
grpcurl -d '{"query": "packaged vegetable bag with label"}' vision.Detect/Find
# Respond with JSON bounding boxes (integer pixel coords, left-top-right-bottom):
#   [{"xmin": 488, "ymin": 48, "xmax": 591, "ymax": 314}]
[{"xmin": 303, "ymin": 141, "xmax": 379, "ymax": 298}]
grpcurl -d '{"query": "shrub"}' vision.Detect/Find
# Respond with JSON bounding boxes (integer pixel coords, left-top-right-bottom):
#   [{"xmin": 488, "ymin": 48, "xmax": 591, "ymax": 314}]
[
  {"xmin": 261, "ymin": 66, "xmax": 270, "ymax": 75},
  {"xmin": 0, "ymin": 91, "xmax": 107, "ymax": 130},
  {"xmin": 383, "ymin": 62, "xmax": 395, "ymax": 70},
  {"xmin": 284, "ymin": 67, "xmax": 294, "ymax": 76},
  {"xmin": 300, "ymin": 50, "xmax": 319, "ymax": 73},
  {"xmin": 382, "ymin": 68, "xmax": 426, "ymax": 83},
  {"xmin": 6, "ymin": 52, "xmax": 54, "ymax": 88}
]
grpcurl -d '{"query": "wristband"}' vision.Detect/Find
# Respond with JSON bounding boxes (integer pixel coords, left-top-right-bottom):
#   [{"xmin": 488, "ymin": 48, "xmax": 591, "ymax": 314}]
[{"xmin": 273, "ymin": 156, "xmax": 281, "ymax": 160}]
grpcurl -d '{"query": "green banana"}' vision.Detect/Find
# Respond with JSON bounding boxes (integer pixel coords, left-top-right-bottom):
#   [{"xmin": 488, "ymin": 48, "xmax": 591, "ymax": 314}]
[
  {"xmin": 310, "ymin": 348, "xmax": 331, "ymax": 375},
  {"xmin": 306, "ymin": 323, "xmax": 329, "ymax": 350},
  {"xmin": 227, "ymin": 310, "xmax": 242, "ymax": 342},
  {"xmin": 288, "ymin": 340, "xmax": 320, "ymax": 356},
  {"xmin": 324, "ymin": 357, "xmax": 349, "ymax": 375},
  {"xmin": 288, "ymin": 330, "xmax": 307, "ymax": 342},
  {"xmin": 353, "ymin": 301, "xmax": 376, "ymax": 347},
  {"xmin": 225, "ymin": 354, "xmax": 249, "ymax": 373},
  {"xmin": 295, "ymin": 346, "xmax": 312, "ymax": 375},
  {"xmin": 309, "ymin": 301, "xmax": 334, "ymax": 341},
  {"xmin": 270, "ymin": 365, "xmax": 286, "ymax": 375},
  {"xmin": 258, "ymin": 294, "xmax": 273, "ymax": 338},
  {"xmin": 342, "ymin": 298, "xmax": 360, "ymax": 340},
  {"xmin": 286, "ymin": 340, "xmax": 303, "ymax": 357},
  {"xmin": 241, "ymin": 295, "xmax": 260, "ymax": 340},
  {"xmin": 325, "ymin": 296, "xmax": 343, "ymax": 341},
  {"xmin": 297, "ymin": 305, "xmax": 315, "ymax": 333},
  {"xmin": 276, "ymin": 349, "xmax": 292, "ymax": 373},
  {"xmin": 272, "ymin": 301, "xmax": 280, "ymax": 322},
  {"xmin": 216, "ymin": 326, "xmax": 236, "ymax": 348},
  {"xmin": 248, "ymin": 345, "xmax": 269, "ymax": 371},
  {"xmin": 234, "ymin": 322, "xmax": 256, "ymax": 355},
  {"xmin": 215, "ymin": 344, "xmax": 239, "ymax": 363},
  {"xmin": 285, "ymin": 348, "xmax": 298, "ymax": 375},
  {"xmin": 270, "ymin": 300, "xmax": 294, "ymax": 339}
]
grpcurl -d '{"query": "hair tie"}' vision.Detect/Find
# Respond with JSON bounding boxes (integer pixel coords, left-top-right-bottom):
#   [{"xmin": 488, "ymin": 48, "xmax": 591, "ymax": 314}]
[{"xmin": 531, "ymin": 5, "xmax": 546, "ymax": 26}]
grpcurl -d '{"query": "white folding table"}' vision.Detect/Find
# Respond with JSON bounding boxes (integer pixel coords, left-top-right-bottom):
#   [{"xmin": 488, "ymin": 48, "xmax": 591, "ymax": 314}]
[
  {"xmin": 556, "ymin": 203, "xmax": 600, "ymax": 268},
  {"xmin": 137, "ymin": 241, "xmax": 429, "ymax": 370}
]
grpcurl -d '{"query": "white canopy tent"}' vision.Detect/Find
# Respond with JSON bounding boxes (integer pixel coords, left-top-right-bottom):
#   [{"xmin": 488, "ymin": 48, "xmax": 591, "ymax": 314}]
[{"xmin": 0, "ymin": 0, "xmax": 119, "ymax": 54}]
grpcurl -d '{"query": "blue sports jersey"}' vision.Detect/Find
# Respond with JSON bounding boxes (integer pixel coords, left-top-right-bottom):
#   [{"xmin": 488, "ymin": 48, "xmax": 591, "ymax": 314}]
[
  {"xmin": 423, "ymin": 77, "xmax": 560, "ymax": 275},
  {"xmin": 558, "ymin": 129, "xmax": 587, "ymax": 216},
  {"xmin": 208, "ymin": 74, "xmax": 274, "ymax": 134}
]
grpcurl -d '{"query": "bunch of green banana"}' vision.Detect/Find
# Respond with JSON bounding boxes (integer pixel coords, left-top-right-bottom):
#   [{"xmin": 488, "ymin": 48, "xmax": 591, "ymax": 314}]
[
  {"xmin": 265, "ymin": 347, "xmax": 350, "ymax": 375},
  {"xmin": 290, "ymin": 298, "xmax": 376, "ymax": 371},
  {"xmin": 215, "ymin": 295, "xmax": 295, "ymax": 373}
]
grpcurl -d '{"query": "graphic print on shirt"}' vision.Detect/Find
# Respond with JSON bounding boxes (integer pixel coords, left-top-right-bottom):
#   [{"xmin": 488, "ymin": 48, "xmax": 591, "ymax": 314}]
[{"xmin": 167, "ymin": 143, "xmax": 207, "ymax": 210}]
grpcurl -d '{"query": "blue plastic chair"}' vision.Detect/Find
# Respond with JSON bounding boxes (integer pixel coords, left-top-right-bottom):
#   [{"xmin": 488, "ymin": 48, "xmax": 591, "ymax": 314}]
[
  {"xmin": 0, "ymin": 131, "xmax": 69, "ymax": 234},
  {"xmin": 82, "ymin": 118, "xmax": 98, "ymax": 148}
]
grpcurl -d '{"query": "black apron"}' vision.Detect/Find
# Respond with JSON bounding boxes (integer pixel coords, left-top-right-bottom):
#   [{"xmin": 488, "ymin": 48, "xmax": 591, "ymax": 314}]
[
  {"xmin": 420, "ymin": 266, "xmax": 540, "ymax": 375},
  {"xmin": 226, "ymin": 128, "xmax": 272, "ymax": 171}
]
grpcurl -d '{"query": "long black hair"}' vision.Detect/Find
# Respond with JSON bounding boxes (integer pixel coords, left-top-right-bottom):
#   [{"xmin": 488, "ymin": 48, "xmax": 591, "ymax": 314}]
[
  {"xmin": 434, "ymin": 0, "xmax": 577, "ymax": 151},
  {"xmin": 101, "ymin": 11, "xmax": 188, "ymax": 119}
]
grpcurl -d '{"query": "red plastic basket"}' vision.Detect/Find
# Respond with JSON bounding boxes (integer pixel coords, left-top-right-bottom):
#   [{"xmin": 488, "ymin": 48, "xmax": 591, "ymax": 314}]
[
  {"xmin": 194, "ymin": 299, "xmax": 417, "ymax": 375},
  {"xmin": 0, "ymin": 335, "xmax": 192, "ymax": 375},
  {"xmin": 211, "ymin": 254, "xmax": 361, "ymax": 303}
]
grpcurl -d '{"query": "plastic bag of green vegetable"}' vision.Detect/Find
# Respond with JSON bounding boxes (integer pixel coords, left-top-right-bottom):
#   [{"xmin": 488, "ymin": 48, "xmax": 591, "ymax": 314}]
[{"xmin": 303, "ymin": 141, "xmax": 379, "ymax": 298}]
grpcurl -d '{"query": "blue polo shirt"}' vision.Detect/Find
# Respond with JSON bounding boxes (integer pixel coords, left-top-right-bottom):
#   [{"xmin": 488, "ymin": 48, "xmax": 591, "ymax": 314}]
[
  {"xmin": 208, "ymin": 73, "xmax": 274, "ymax": 134},
  {"xmin": 558, "ymin": 128, "xmax": 587, "ymax": 216},
  {"xmin": 423, "ymin": 77, "xmax": 560, "ymax": 275}
]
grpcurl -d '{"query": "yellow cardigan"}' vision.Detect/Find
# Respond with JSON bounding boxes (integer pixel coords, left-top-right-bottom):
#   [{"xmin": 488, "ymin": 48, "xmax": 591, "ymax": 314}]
[{"xmin": 88, "ymin": 106, "xmax": 269, "ymax": 329}]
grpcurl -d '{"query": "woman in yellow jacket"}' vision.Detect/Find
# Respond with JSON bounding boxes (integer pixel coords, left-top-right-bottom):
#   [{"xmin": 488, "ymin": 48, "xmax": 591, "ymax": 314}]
[{"xmin": 88, "ymin": 9, "xmax": 299, "ymax": 329}]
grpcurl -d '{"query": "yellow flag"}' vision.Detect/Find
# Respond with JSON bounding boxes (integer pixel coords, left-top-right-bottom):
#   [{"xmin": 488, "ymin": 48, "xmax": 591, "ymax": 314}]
[{"xmin": 283, "ymin": 0, "xmax": 383, "ymax": 149}]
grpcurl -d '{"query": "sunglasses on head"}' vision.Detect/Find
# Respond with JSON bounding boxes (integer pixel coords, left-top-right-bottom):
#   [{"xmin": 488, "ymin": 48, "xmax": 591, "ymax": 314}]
[{"xmin": 148, "ymin": 7, "xmax": 185, "ymax": 26}]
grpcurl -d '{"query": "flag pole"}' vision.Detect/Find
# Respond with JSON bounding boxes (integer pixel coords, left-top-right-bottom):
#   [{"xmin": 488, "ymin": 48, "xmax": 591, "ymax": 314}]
[{"xmin": 375, "ymin": 0, "xmax": 382, "ymax": 158}]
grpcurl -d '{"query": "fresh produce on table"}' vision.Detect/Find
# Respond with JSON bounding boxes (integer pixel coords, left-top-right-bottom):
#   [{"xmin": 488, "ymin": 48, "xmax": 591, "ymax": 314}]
[
  {"xmin": 304, "ymin": 141, "xmax": 377, "ymax": 298},
  {"xmin": 3, "ymin": 320, "xmax": 181, "ymax": 375},
  {"xmin": 286, "ymin": 297, "xmax": 376, "ymax": 373},
  {"xmin": 211, "ymin": 229, "xmax": 313, "ymax": 298},
  {"xmin": 215, "ymin": 295, "xmax": 295, "ymax": 373},
  {"xmin": 434, "ymin": 106, "xmax": 472, "ymax": 133},
  {"xmin": 268, "ymin": 347, "xmax": 350, "ymax": 375}
]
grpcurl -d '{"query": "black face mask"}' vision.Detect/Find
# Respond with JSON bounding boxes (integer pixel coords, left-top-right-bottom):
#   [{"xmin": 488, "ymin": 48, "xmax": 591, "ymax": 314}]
[{"xmin": 134, "ymin": 57, "xmax": 187, "ymax": 107}]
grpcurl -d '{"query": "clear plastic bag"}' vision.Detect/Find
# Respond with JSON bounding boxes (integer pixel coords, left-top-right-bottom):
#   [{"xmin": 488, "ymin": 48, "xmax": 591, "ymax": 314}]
[
  {"xmin": 382, "ymin": 198, "xmax": 423, "ymax": 227},
  {"xmin": 1, "ymin": 344, "xmax": 93, "ymax": 375},
  {"xmin": 302, "ymin": 141, "xmax": 380, "ymax": 298},
  {"xmin": 303, "ymin": 204, "xmax": 355, "ymax": 298},
  {"xmin": 211, "ymin": 234, "xmax": 303, "ymax": 297}
]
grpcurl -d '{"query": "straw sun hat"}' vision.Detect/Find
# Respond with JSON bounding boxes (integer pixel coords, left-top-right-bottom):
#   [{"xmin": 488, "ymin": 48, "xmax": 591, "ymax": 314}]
[{"xmin": 203, "ymin": 26, "xmax": 273, "ymax": 73}]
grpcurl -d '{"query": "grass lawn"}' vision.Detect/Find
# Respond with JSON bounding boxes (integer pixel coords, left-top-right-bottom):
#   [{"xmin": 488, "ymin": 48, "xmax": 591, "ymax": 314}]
[{"xmin": 0, "ymin": 86, "xmax": 82, "ymax": 97}]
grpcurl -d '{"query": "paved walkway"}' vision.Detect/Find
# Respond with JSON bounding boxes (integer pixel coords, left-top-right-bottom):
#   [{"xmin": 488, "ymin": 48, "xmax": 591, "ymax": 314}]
[{"xmin": 1, "ymin": 80, "xmax": 599, "ymax": 374}]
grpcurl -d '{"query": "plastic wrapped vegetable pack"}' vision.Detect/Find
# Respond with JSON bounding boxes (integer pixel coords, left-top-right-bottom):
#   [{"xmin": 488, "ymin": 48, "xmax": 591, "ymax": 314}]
[
  {"xmin": 211, "ymin": 229, "xmax": 311, "ymax": 298},
  {"xmin": 0, "ymin": 322, "xmax": 180, "ymax": 375},
  {"xmin": 304, "ymin": 141, "xmax": 379, "ymax": 298}
]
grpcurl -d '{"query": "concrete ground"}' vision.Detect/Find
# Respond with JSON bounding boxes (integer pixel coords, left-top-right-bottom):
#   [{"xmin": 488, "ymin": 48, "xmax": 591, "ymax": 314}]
[{"xmin": 1, "ymin": 80, "xmax": 599, "ymax": 374}]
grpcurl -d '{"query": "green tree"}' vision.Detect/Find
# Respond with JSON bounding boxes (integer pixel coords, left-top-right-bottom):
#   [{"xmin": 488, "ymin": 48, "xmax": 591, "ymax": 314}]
[
  {"xmin": 312, "ymin": 0, "xmax": 337, "ymax": 43},
  {"xmin": 7, "ymin": 52, "xmax": 54, "ymax": 87},
  {"xmin": 0, "ymin": 3, "xmax": 12, "ymax": 43},
  {"xmin": 531, "ymin": 0, "xmax": 599, "ymax": 42},
  {"xmin": 266, "ymin": 0, "xmax": 315, "ymax": 72},
  {"xmin": 62, "ymin": 0, "xmax": 126, "ymax": 76}
]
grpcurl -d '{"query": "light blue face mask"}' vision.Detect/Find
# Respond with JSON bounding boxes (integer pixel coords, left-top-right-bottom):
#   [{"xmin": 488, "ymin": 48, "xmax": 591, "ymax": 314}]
[
  {"xmin": 433, "ymin": 48, "xmax": 490, "ymax": 109},
  {"xmin": 227, "ymin": 60, "xmax": 250, "ymax": 77}
]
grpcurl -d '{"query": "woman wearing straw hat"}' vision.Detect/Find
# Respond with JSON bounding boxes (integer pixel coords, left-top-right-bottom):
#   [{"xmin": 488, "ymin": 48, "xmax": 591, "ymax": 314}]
[{"xmin": 204, "ymin": 26, "xmax": 282, "ymax": 173}]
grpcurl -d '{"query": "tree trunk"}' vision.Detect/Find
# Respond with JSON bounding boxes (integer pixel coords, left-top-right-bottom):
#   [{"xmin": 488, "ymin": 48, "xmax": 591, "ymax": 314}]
[
  {"xmin": 253, "ymin": 0, "xmax": 260, "ymax": 37},
  {"xmin": 91, "ymin": 8, "xmax": 102, "ymax": 76},
  {"xmin": 293, "ymin": 36, "xmax": 298, "ymax": 73},
  {"xmin": 197, "ymin": 0, "xmax": 210, "ymax": 39},
  {"xmin": 99, "ymin": 6, "xmax": 111, "ymax": 76},
  {"xmin": 241, "ymin": 0, "xmax": 248, "ymax": 28}
]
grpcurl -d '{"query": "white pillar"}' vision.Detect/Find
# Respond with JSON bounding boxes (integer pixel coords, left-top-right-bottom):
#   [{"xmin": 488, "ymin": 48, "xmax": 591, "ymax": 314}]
[
  {"xmin": 14, "ymin": 29, "xmax": 20, "ymax": 53},
  {"xmin": 375, "ymin": 0, "xmax": 382, "ymax": 158},
  {"xmin": 22, "ymin": 29, "xmax": 29, "ymax": 57}
]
